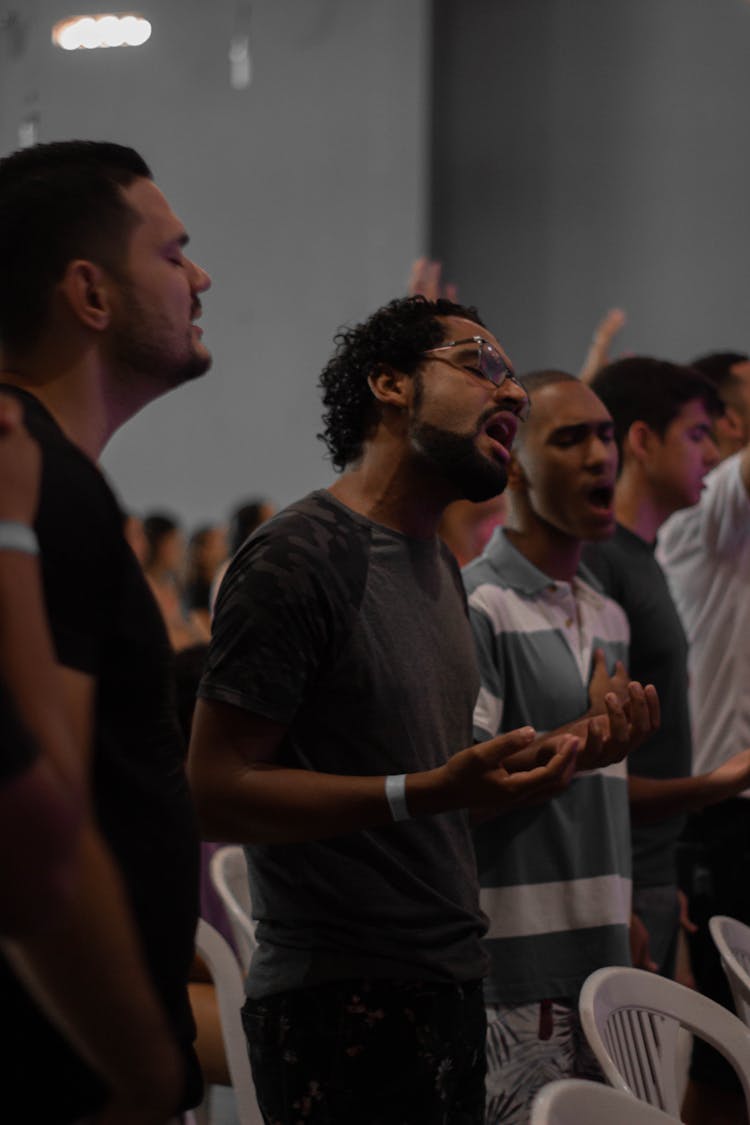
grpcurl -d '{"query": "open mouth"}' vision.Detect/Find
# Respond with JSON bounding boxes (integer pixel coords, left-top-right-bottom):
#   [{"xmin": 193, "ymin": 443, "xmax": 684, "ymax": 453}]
[
  {"xmin": 587, "ymin": 484, "xmax": 614, "ymax": 512},
  {"xmin": 483, "ymin": 413, "xmax": 519, "ymax": 462}
]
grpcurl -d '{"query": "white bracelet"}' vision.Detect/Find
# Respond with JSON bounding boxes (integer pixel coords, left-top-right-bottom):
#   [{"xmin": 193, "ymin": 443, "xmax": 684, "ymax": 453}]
[
  {"xmin": 385, "ymin": 773, "xmax": 410, "ymax": 821},
  {"xmin": 0, "ymin": 521, "xmax": 38, "ymax": 555}
]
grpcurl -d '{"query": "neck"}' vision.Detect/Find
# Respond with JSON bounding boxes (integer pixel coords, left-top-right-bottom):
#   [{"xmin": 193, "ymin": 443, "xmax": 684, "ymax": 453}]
[
  {"xmin": 504, "ymin": 509, "xmax": 582, "ymax": 582},
  {"xmin": 328, "ymin": 441, "xmax": 459, "ymax": 539},
  {"xmin": 614, "ymin": 467, "xmax": 669, "ymax": 543},
  {"xmin": 1, "ymin": 343, "xmax": 151, "ymax": 461}
]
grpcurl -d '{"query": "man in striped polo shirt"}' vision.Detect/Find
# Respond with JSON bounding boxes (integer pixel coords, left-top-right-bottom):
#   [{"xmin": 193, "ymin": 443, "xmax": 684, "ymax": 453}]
[{"xmin": 464, "ymin": 370, "xmax": 637, "ymax": 1123}]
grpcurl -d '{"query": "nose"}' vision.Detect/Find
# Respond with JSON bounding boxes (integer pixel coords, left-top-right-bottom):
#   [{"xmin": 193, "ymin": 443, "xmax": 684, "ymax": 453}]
[
  {"xmin": 188, "ymin": 257, "xmax": 212, "ymax": 293},
  {"xmin": 496, "ymin": 375, "xmax": 530, "ymax": 419}
]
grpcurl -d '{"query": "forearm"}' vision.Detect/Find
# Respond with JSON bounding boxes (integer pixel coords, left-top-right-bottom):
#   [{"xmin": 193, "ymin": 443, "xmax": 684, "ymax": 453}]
[
  {"xmin": 192, "ymin": 761, "xmax": 454, "ymax": 844},
  {"xmin": 1, "ymin": 823, "xmax": 183, "ymax": 1112},
  {"xmin": 628, "ymin": 771, "xmax": 729, "ymax": 822},
  {"xmin": 0, "ymin": 552, "xmax": 81, "ymax": 789}
]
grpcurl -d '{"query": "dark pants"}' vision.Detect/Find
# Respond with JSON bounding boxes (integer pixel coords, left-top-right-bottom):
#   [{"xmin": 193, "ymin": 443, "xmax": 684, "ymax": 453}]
[
  {"xmin": 679, "ymin": 800, "xmax": 750, "ymax": 1092},
  {"xmin": 242, "ymin": 978, "xmax": 487, "ymax": 1124}
]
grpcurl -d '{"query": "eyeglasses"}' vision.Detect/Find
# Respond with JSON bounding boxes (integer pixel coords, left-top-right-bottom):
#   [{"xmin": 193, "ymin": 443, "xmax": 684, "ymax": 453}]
[{"xmin": 423, "ymin": 336, "xmax": 531, "ymax": 420}]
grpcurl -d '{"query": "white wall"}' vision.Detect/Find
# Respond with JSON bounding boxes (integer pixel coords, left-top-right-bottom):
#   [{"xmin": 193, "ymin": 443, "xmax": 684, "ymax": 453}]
[
  {"xmin": 0, "ymin": 0, "xmax": 430, "ymax": 525},
  {"xmin": 432, "ymin": 0, "xmax": 750, "ymax": 375}
]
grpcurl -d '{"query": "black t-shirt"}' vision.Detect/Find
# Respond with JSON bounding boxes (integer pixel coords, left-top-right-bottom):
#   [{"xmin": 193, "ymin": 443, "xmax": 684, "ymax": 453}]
[
  {"xmin": 0, "ymin": 388, "xmax": 201, "ymax": 1121},
  {"xmin": 583, "ymin": 523, "xmax": 692, "ymax": 887}
]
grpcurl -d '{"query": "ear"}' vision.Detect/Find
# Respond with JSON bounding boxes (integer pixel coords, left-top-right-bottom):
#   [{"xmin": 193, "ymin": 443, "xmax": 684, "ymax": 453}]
[
  {"xmin": 59, "ymin": 260, "xmax": 113, "ymax": 332},
  {"xmin": 367, "ymin": 365, "xmax": 413, "ymax": 408},
  {"xmin": 623, "ymin": 419, "xmax": 656, "ymax": 466},
  {"xmin": 506, "ymin": 452, "xmax": 527, "ymax": 492},
  {"xmin": 716, "ymin": 404, "xmax": 744, "ymax": 444}
]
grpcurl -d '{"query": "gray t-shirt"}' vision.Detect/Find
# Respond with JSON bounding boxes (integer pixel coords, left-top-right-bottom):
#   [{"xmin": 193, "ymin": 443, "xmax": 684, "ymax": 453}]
[{"xmin": 199, "ymin": 490, "xmax": 488, "ymax": 997}]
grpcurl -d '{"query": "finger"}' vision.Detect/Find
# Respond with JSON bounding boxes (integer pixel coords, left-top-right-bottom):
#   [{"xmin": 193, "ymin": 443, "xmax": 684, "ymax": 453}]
[
  {"xmin": 445, "ymin": 282, "xmax": 458, "ymax": 302},
  {"xmin": 604, "ymin": 692, "xmax": 629, "ymax": 742},
  {"xmin": 478, "ymin": 726, "xmax": 536, "ymax": 767},
  {"xmin": 499, "ymin": 737, "xmax": 581, "ymax": 811},
  {"xmin": 592, "ymin": 646, "xmax": 606, "ymax": 669},
  {"xmin": 644, "ymin": 684, "xmax": 660, "ymax": 730},
  {"xmin": 626, "ymin": 682, "xmax": 648, "ymax": 733},
  {"xmin": 614, "ymin": 660, "xmax": 628, "ymax": 679}
]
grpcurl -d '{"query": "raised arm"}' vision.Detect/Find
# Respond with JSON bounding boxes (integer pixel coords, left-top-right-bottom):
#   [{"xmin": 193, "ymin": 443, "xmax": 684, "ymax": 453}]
[{"xmin": 579, "ymin": 307, "xmax": 627, "ymax": 384}]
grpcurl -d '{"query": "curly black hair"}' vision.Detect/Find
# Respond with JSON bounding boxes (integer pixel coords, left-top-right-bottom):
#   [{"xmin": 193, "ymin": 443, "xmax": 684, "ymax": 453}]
[{"xmin": 317, "ymin": 295, "xmax": 484, "ymax": 470}]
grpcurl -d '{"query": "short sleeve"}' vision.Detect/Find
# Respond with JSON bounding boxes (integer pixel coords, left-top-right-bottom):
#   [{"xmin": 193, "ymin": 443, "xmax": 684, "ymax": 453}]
[
  {"xmin": 19, "ymin": 391, "xmax": 117, "ymax": 677},
  {"xmin": 199, "ymin": 507, "xmax": 366, "ymax": 724}
]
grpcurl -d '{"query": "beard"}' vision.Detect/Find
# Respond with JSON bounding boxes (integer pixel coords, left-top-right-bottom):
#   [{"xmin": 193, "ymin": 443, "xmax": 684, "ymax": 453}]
[
  {"xmin": 410, "ymin": 419, "xmax": 508, "ymax": 502},
  {"xmin": 110, "ymin": 282, "xmax": 211, "ymax": 389}
]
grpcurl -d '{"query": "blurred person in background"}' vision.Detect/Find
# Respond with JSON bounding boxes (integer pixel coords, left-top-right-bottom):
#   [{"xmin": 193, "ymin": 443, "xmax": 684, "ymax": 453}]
[
  {"xmin": 143, "ymin": 510, "xmax": 209, "ymax": 649},
  {"xmin": 184, "ymin": 523, "xmax": 228, "ymax": 634},
  {"xmin": 658, "ymin": 349, "xmax": 750, "ymax": 1125}
]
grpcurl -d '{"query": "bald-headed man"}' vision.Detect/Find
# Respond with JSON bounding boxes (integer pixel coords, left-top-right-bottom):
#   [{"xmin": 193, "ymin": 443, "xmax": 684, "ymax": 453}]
[{"xmin": 464, "ymin": 371, "xmax": 652, "ymax": 1123}]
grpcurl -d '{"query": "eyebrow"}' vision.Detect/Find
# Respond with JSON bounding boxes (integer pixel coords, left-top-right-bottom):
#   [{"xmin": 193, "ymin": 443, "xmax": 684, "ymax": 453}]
[{"xmin": 549, "ymin": 421, "xmax": 614, "ymax": 440}]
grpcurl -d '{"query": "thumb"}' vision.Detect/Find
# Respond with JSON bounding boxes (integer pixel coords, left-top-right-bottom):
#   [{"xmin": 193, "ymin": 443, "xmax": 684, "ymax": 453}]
[{"xmin": 476, "ymin": 726, "xmax": 536, "ymax": 767}]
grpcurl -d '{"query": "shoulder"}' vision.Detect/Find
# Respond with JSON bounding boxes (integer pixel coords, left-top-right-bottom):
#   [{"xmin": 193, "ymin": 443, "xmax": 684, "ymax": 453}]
[{"xmin": 216, "ymin": 491, "xmax": 372, "ymax": 620}]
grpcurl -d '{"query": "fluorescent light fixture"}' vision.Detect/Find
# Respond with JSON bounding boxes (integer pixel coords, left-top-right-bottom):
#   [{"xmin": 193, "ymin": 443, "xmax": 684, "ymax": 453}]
[{"xmin": 52, "ymin": 13, "xmax": 151, "ymax": 51}]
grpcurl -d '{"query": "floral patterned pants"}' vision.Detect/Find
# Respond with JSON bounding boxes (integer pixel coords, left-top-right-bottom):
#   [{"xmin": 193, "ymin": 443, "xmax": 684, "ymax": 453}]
[{"xmin": 242, "ymin": 978, "xmax": 487, "ymax": 1125}]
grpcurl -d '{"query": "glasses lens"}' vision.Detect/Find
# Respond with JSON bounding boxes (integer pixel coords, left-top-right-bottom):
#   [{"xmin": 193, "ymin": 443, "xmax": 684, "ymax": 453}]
[{"xmin": 480, "ymin": 342, "xmax": 509, "ymax": 387}]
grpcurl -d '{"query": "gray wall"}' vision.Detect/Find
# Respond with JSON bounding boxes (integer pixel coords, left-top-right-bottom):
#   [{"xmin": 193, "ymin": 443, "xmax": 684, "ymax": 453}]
[
  {"xmin": 0, "ymin": 0, "xmax": 430, "ymax": 525},
  {"xmin": 432, "ymin": 0, "xmax": 750, "ymax": 374}
]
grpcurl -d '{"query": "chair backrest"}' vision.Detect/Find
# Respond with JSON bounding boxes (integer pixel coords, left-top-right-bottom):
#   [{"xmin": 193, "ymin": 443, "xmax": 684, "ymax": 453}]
[
  {"xmin": 530, "ymin": 1078, "xmax": 680, "ymax": 1124},
  {"xmin": 709, "ymin": 914, "xmax": 750, "ymax": 1028},
  {"xmin": 195, "ymin": 919, "xmax": 264, "ymax": 1125},
  {"xmin": 579, "ymin": 966, "xmax": 750, "ymax": 1117},
  {"xmin": 209, "ymin": 845, "xmax": 257, "ymax": 973}
]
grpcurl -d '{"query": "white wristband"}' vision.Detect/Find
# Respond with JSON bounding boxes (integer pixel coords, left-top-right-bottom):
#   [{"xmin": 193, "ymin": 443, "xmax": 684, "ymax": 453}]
[
  {"xmin": 385, "ymin": 773, "xmax": 410, "ymax": 821},
  {"xmin": 0, "ymin": 521, "xmax": 38, "ymax": 555}
]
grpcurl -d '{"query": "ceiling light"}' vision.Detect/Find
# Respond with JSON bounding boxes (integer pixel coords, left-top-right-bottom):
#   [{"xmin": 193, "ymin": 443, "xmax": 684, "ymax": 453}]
[{"xmin": 52, "ymin": 13, "xmax": 151, "ymax": 51}]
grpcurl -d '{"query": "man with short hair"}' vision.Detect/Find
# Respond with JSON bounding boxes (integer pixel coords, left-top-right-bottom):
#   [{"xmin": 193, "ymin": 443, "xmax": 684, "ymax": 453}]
[
  {"xmin": 465, "ymin": 371, "xmax": 647, "ymax": 1123},
  {"xmin": 581, "ymin": 358, "xmax": 750, "ymax": 982},
  {"xmin": 189, "ymin": 297, "xmax": 619, "ymax": 1124},
  {"xmin": 658, "ymin": 350, "xmax": 750, "ymax": 1123},
  {"xmin": 0, "ymin": 140, "xmax": 211, "ymax": 1122}
]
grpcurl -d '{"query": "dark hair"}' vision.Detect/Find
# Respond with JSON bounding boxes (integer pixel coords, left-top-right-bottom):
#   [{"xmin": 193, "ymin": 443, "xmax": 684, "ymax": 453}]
[
  {"xmin": 143, "ymin": 512, "xmax": 180, "ymax": 569},
  {"xmin": 691, "ymin": 352, "xmax": 749, "ymax": 410},
  {"xmin": 317, "ymin": 295, "xmax": 485, "ymax": 471},
  {"xmin": 589, "ymin": 357, "xmax": 723, "ymax": 463},
  {"xmin": 228, "ymin": 499, "xmax": 272, "ymax": 555},
  {"xmin": 0, "ymin": 140, "xmax": 152, "ymax": 354}
]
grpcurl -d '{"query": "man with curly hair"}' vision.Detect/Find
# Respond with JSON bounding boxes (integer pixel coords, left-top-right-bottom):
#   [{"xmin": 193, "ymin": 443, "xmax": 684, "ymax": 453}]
[{"xmin": 189, "ymin": 295, "xmax": 587, "ymax": 1123}]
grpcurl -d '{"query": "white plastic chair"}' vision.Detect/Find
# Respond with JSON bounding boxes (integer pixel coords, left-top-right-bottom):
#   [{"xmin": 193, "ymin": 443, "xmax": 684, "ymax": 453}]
[
  {"xmin": 209, "ymin": 845, "xmax": 257, "ymax": 972},
  {"xmin": 709, "ymin": 914, "xmax": 750, "ymax": 1028},
  {"xmin": 579, "ymin": 966, "xmax": 750, "ymax": 1116},
  {"xmin": 530, "ymin": 1078, "xmax": 680, "ymax": 1124},
  {"xmin": 194, "ymin": 918, "xmax": 264, "ymax": 1125}
]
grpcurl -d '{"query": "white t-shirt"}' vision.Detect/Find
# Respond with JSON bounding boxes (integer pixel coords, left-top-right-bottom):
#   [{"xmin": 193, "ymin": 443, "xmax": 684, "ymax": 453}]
[{"xmin": 658, "ymin": 452, "xmax": 750, "ymax": 782}]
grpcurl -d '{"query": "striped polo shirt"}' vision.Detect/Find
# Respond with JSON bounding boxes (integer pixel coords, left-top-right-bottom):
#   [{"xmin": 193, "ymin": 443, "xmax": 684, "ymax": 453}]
[{"xmin": 464, "ymin": 529, "xmax": 632, "ymax": 1005}]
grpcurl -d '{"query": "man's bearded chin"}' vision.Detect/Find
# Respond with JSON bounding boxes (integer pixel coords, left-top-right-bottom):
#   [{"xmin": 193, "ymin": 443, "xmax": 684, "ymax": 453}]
[{"xmin": 410, "ymin": 421, "xmax": 509, "ymax": 502}]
